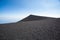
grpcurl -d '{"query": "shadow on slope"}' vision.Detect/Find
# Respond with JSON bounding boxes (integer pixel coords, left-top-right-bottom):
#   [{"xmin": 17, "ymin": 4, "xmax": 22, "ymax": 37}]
[{"xmin": 18, "ymin": 15, "xmax": 56, "ymax": 22}]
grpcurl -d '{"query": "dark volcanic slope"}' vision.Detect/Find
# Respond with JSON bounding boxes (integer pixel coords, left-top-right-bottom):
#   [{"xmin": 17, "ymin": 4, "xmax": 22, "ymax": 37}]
[
  {"xmin": 18, "ymin": 15, "xmax": 55, "ymax": 22},
  {"xmin": 0, "ymin": 15, "xmax": 60, "ymax": 40}
]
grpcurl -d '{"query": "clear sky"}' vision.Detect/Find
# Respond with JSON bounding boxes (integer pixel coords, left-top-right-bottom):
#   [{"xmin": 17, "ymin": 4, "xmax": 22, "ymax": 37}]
[{"xmin": 0, "ymin": 0, "xmax": 60, "ymax": 24}]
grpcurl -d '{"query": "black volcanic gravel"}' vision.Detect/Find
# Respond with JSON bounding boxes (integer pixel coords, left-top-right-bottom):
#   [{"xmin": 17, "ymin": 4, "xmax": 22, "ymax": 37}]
[{"xmin": 0, "ymin": 15, "xmax": 60, "ymax": 40}]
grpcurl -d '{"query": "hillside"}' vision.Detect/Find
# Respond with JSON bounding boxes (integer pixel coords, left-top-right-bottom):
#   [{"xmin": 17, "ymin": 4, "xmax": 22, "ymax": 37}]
[
  {"xmin": 18, "ymin": 15, "xmax": 56, "ymax": 22},
  {"xmin": 0, "ymin": 15, "xmax": 60, "ymax": 40}
]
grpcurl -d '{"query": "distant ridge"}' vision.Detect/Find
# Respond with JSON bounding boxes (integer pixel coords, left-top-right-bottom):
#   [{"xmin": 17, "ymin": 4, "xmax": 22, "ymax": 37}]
[{"xmin": 18, "ymin": 15, "xmax": 55, "ymax": 22}]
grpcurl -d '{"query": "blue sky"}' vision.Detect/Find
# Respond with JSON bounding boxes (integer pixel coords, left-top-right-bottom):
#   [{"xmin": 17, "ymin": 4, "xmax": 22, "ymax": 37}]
[{"xmin": 0, "ymin": 0, "xmax": 60, "ymax": 24}]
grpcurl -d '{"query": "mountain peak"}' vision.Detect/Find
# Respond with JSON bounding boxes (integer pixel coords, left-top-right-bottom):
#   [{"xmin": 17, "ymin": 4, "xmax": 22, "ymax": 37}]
[{"xmin": 18, "ymin": 15, "xmax": 55, "ymax": 22}]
